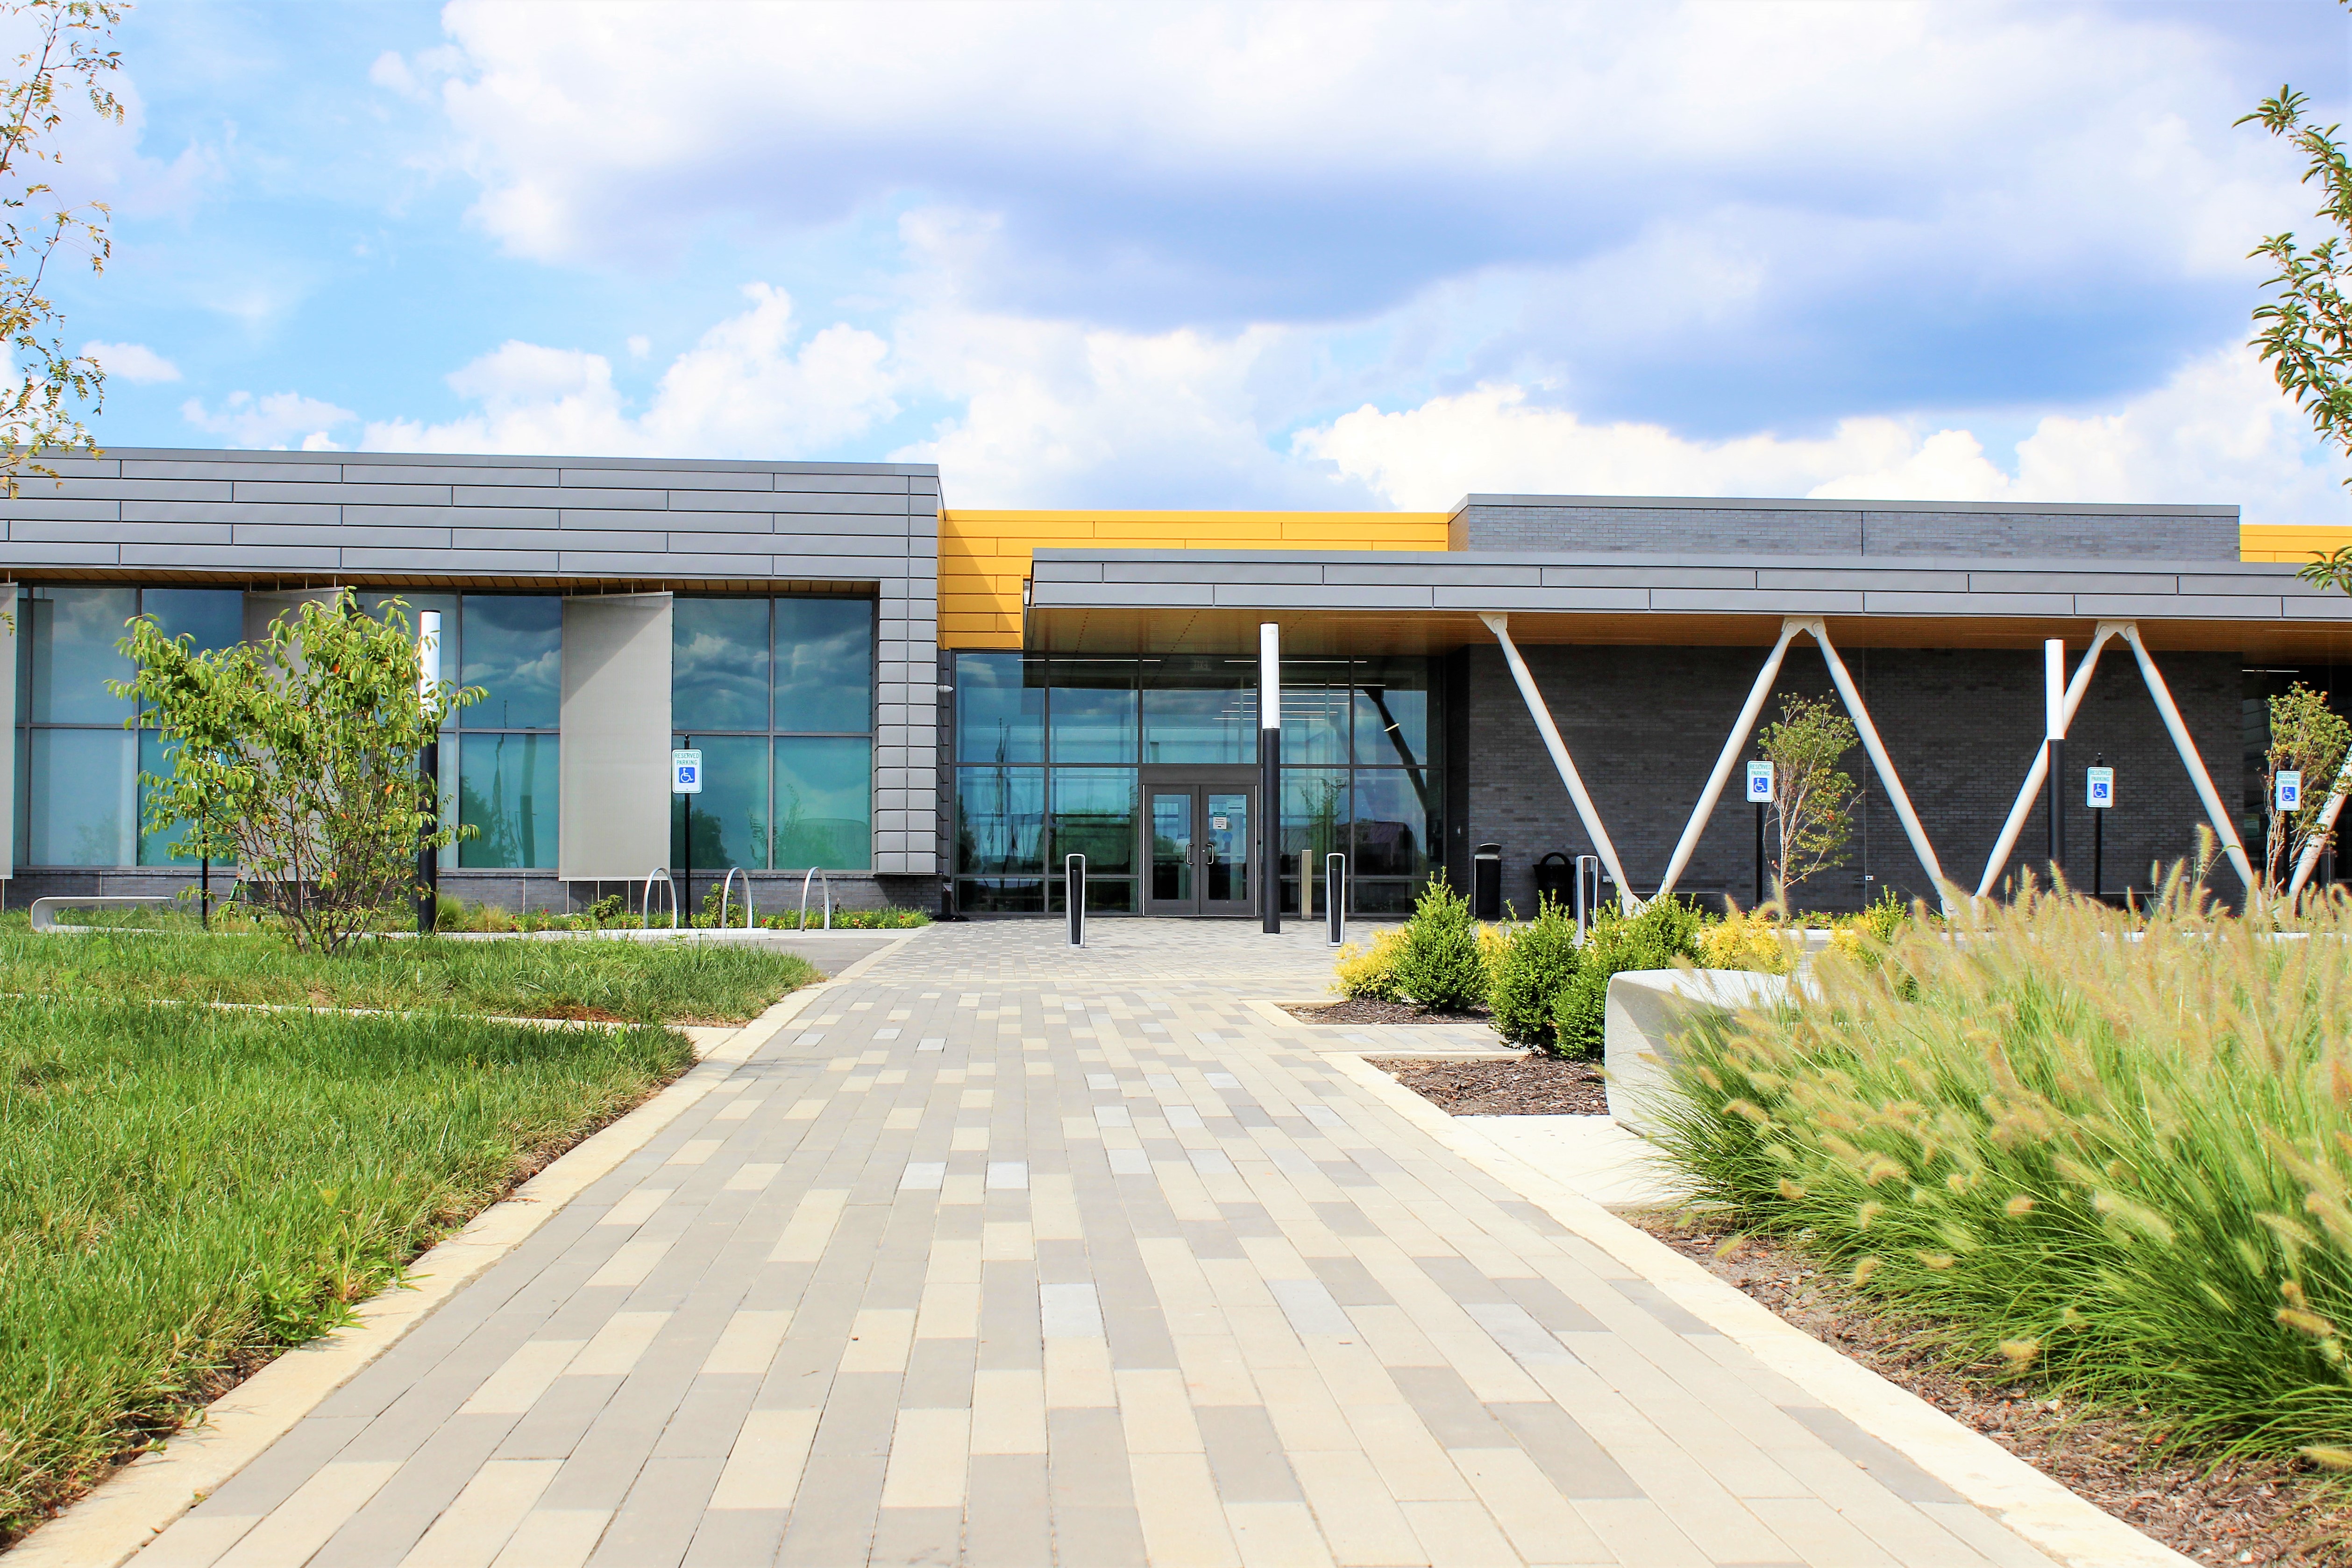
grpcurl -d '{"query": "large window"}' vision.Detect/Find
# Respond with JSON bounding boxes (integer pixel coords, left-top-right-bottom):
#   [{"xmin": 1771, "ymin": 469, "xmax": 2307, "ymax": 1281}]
[
  {"xmin": 673, "ymin": 595, "xmax": 874, "ymax": 873},
  {"xmin": 16, "ymin": 585, "xmax": 248, "ymax": 869},
  {"xmin": 951, "ymin": 653, "xmax": 1441, "ymax": 915},
  {"xmin": 450, "ymin": 595, "xmax": 561, "ymax": 868}
]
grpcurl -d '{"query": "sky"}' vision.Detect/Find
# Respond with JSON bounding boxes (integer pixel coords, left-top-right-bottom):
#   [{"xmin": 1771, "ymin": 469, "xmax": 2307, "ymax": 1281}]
[{"xmin": 29, "ymin": 0, "xmax": 2352, "ymax": 518}]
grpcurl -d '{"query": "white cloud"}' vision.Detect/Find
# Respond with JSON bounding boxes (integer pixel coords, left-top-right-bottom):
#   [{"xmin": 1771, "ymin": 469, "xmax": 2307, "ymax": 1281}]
[
  {"xmin": 82, "ymin": 341, "xmax": 180, "ymax": 384},
  {"xmin": 362, "ymin": 283, "xmax": 895, "ymax": 457},
  {"xmin": 1293, "ymin": 345, "xmax": 2352, "ymax": 526},
  {"xmin": 180, "ymin": 390, "xmax": 356, "ymax": 450}
]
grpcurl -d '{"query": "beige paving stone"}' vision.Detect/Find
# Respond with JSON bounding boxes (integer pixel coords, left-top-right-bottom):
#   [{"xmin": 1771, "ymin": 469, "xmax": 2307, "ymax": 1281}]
[
  {"xmin": 971, "ymin": 1368, "xmax": 1049, "ymax": 1454},
  {"xmin": 1117, "ymin": 1368, "xmax": 1207, "ymax": 1453},
  {"xmin": 1449, "ymin": 1447, "xmax": 1610, "ymax": 1564},
  {"xmin": 917, "ymin": 1280, "xmax": 983, "ymax": 1339},
  {"xmin": 767, "ymin": 1189, "xmax": 847, "ymax": 1262},
  {"xmin": 879, "ymin": 1408, "xmax": 972, "ymax": 1509},
  {"xmin": 568, "ymin": 1311, "xmax": 670, "ymax": 1377},
  {"xmin": 1397, "ymin": 1499, "xmax": 1520, "ymax": 1568},
  {"xmin": 1340, "ymin": 1405, "xmax": 1471, "ymax": 1503},
  {"xmin": 397, "ymin": 1458, "xmax": 561, "ymax": 1567},
  {"xmin": 460, "ymin": 1341, "xmax": 585, "ymax": 1416},
  {"xmin": 1224, "ymin": 1500, "xmax": 1339, "ymax": 1568},
  {"xmin": 213, "ymin": 1461, "xmax": 401, "ymax": 1568},
  {"xmin": 708, "ymin": 1408, "xmax": 821, "ymax": 1510},
  {"xmin": 838, "ymin": 1308, "xmax": 916, "ymax": 1375},
  {"xmin": 488, "ymin": 1509, "xmax": 611, "ymax": 1568},
  {"xmin": 1130, "ymin": 1452, "xmax": 1245, "ymax": 1568},
  {"xmin": 702, "ymin": 1310, "xmax": 794, "ymax": 1376},
  {"xmin": 1573, "ymin": 1497, "xmax": 1716, "ymax": 1567},
  {"xmin": 1174, "ymin": 1334, "xmax": 1263, "ymax": 1406},
  {"xmin": 1045, "ymin": 1337, "xmax": 1119, "ymax": 1407},
  {"xmin": 1289, "ymin": 1451, "xmax": 1427, "ymax": 1567}
]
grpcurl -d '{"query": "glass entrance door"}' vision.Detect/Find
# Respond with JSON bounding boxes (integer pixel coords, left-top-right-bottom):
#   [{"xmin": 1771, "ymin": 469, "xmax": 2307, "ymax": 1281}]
[{"xmin": 1144, "ymin": 783, "xmax": 1255, "ymax": 915}]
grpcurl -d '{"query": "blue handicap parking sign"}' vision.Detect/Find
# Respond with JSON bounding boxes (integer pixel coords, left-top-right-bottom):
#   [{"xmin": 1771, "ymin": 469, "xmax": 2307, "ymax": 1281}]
[{"xmin": 672, "ymin": 749, "xmax": 703, "ymax": 795}]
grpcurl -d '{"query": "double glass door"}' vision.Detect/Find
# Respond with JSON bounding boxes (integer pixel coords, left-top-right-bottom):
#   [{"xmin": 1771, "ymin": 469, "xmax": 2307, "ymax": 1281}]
[{"xmin": 1146, "ymin": 780, "xmax": 1254, "ymax": 915}]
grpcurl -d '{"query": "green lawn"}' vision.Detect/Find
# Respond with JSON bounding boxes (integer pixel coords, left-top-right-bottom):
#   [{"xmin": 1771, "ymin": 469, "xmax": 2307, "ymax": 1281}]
[
  {"xmin": 0, "ymin": 997, "xmax": 695, "ymax": 1541},
  {"xmin": 0, "ymin": 920, "xmax": 821, "ymax": 1024}
]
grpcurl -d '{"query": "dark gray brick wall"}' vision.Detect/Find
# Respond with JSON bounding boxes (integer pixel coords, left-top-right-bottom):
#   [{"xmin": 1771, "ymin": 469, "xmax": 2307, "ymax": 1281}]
[
  {"xmin": 1464, "ymin": 643, "xmax": 2244, "ymax": 914},
  {"xmin": 1448, "ymin": 496, "xmax": 2240, "ymax": 562}
]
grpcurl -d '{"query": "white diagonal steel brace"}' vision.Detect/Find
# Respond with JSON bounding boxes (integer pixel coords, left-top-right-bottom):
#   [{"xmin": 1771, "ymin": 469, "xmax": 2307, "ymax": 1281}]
[
  {"xmin": 2122, "ymin": 623, "xmax": 2258, "ymax": 893},
  {"xmin": 1796, "ymin": 617, "xmax": 1951, "ymax": 912},
  {"xmin": 1654, "ymin": 617, "xmax": 1804, "ymax": 901},
  {"xmin": 1975, "ymin": 622, "xmax": 2125, "ymax": 899},
  {"xmin": 1479, "ymin": 612, "xmax": 1638, "ymax": 911},
  {"xmin": 2288, "ymin": 751, "xmax": 2352, "ymax": 899}
]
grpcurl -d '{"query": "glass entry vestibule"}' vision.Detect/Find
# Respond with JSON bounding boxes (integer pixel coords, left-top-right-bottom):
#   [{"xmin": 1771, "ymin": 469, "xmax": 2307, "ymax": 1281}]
[
  {"xmin": 1143, "ymin": 769, "xmax": 1255, "ymax": 916},
  {"xmin": 952, "ymin": 651, "xmax": 1442, "ymax": 916}
]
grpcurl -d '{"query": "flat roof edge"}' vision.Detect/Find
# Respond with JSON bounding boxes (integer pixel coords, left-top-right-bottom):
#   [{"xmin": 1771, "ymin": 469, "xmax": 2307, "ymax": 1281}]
[
  {"xmin": 28, "ymin": 445, "xmax": 940, "ymax": 476},
  {"xmin": 1447, "ymin": 493, "xmax": 2240, "ymax": 518}
]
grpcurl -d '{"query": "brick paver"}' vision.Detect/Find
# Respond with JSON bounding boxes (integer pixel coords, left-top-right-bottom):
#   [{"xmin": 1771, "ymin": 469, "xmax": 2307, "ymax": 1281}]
[{"xmin": 131, "ymin": 921, "xmax": 2057, "ymax": 1568}]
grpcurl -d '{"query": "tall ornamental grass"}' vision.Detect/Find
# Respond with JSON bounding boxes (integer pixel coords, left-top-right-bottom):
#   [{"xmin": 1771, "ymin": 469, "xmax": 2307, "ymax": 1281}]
[
  {"xmin": 1657, "ymin": 883, "xmax": 2352, "ymax": 1467},
  {"xmin": 0, "ymin": 998, "xmax": 689, "ymax": 1541}
]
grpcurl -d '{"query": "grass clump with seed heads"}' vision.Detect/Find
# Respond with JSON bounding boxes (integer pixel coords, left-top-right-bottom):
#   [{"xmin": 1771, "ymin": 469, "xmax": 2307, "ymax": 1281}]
[{"xmin": 1654, "ymin": 873, "xmax": 2352, "ymax": 1478}]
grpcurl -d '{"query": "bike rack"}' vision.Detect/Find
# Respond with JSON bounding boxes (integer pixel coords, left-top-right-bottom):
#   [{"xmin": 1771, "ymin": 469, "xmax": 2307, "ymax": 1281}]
[
  {"xmin": 642, "ymin": 867, "xmax": 680, "ymax": 930},
  {"xmin": 798, "ymin": 867, "xmax": 834, "ymax": 931},
  {"xmin": 718, "ymin": 866, "xmax": 754, "ymax": 930}
]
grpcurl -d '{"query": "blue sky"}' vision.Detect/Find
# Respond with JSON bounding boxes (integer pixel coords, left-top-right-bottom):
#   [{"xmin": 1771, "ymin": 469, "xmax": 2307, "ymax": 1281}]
[{"xmin": 37, "ymin": 0, "xmax": 2352, "ymax": 518}]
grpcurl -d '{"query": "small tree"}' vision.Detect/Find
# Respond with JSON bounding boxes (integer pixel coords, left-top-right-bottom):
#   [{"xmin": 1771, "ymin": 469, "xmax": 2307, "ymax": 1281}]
[
  {"xmin": 1487, "ymin": 897, "xmax": 1580, "ymax": 1050},
  {"xmin": 2263, "ymin": 681, "xmax": 2351, "ymax": 893},
  {"xmin": 0, "ymin": 1, "xmax": 122, "ymax": 493},
  {"xmin": 1757, "ymin": 694, "xmax": 1859, "ymax": 897},
  {"xmin": 111, "ymin": 596, "xmax": 481, "ymax": 953}
]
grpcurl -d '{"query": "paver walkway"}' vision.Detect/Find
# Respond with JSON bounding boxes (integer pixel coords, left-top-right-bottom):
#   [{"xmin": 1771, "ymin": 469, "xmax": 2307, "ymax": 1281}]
[{"xmin": 132, "ymin": 921, "xmax": 2055, "ymax": 1568}]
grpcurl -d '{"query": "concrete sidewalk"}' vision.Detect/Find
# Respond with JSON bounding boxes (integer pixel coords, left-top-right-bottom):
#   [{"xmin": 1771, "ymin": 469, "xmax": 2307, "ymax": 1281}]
[{"xmin": 123, "ymin": 920, "xmax": 2064, "ymax": 1568}]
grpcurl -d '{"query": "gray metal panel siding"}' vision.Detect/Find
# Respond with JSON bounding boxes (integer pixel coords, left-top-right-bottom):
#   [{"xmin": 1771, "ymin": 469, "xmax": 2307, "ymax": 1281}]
[{"xmin": 1446, "ymin": 494, "xmax": 2240, "ymax": 561}]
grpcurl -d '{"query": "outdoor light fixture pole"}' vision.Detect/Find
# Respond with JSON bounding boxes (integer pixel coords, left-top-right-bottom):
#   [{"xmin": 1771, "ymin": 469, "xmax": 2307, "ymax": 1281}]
[
  {"xmin": 2044, "ymin": 639, "xmax": 2065, "ymax": 884},
  {"xmin": 1260, "ymin": 622, "xmax": 1280, "ymax": 934},
  {"xmin": 417, "ymin": 610, "xmax": 441, "ymax": 937}
]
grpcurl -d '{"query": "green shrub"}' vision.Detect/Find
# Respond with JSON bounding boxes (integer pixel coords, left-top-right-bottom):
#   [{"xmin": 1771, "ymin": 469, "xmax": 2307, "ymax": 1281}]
[
  {"xmin": 1655, "ymin": 885, "xmax": 2352, "ymax": 1471},
  {"xmin": 1488, "ymin": 901, "xmax": 1581, "ymax": 1048},
  {"xmin": 1391, "ymin": 878, "xmax": 1488, "ymax": 1012},
  {"xmin": 1551, "ymin": 894, "xmax": 1706, "ymax": 1057},
  {"xmin": 1331, "ymin": 928, "xmax": 1406, "ymax": 1000}
]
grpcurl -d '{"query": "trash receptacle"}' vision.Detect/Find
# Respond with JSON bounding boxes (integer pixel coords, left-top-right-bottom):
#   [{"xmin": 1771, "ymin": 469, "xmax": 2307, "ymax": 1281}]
[
  {"xmin": 1472, "ymin": 843, "xmax": 1502, "ymax": 921},
  {"xmin": 1532, "ymin": 851, "xmax": 1573, "ymax": 912}
]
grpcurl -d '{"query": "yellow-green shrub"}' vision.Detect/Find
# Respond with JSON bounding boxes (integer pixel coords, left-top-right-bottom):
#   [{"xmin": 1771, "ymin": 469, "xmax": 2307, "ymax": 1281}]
[
  {"xmin": 1331, "ymin": 928, "xmax": 1407, "ymax": 1000},
  {"xmin": 1698, "ymin": 908, "xmax": 1792, "ymax": 974}
]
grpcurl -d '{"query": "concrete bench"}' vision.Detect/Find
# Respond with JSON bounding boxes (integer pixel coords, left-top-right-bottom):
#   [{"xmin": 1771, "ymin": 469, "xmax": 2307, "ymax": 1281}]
[
  {"xmin": 1604, "ymin": 967, "xmax": 1796, "ymax": 1137},
  {"xmin": 29, "ymin": 895, "xmax": 178, "ymax": 934}
]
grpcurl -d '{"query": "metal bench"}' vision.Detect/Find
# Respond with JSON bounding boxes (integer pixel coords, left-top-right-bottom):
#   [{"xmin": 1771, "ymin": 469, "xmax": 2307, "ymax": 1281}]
[{"xmin": 29, "ymin": 894, "xmax": 177, "ymax": 933}]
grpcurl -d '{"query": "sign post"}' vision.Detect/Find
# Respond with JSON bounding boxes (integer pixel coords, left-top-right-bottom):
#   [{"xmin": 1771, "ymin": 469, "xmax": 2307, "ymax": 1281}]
[
  {"xmin": 2086, "ymin": 757, "xmax": 2113, "ymax": 901},
  {"xmin": 1746, "ymin": 758, "xmax": 1774, "ymax": 907},
  {"xmin": 673, "ymin": 748, "xmax": 703, "ymax": 923}
]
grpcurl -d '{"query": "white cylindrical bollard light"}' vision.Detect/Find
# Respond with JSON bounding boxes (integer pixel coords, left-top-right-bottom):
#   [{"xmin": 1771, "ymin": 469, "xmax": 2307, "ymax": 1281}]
[
  {"xmin": 1260, "ymin": 621, "xmax": 1281, "ymax": 934},
  {"xmin": 2044, "ymin": 637, "xmax": 2066, "ymax": 880}
]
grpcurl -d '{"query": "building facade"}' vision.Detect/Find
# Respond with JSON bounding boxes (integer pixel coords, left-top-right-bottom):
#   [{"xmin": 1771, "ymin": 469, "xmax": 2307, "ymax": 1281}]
[{"xmin": 0, "ymin": 447, "xmax": 2343, "ymax": 916}]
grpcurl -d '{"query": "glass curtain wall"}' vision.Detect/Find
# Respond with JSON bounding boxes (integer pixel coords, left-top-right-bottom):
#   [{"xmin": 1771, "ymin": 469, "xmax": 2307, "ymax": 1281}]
[
  {"xmin": 16, "ymin": 584, "xmax": 246, "ymax": 868},
  {"xmin": 672, "ymin": 595, "xmax": 874, "ymax": 876},
  {"xmin": 456, "ymin": 595, "xmax": 561, "ymax": 868},
  {"xmin": 952, "ymin": 652, "xmax": 1441, "ymax": 914}
]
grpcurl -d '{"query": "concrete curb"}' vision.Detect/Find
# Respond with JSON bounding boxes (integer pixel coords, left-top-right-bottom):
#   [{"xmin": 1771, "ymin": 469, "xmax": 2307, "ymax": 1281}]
[
  {"xmin": 7, "ymin": 965, "xmax": 864, "ymax": 1568},
  {"xmin": 1324, "ymin": 1053, "xmax": 2198, "ymax": 1568}
]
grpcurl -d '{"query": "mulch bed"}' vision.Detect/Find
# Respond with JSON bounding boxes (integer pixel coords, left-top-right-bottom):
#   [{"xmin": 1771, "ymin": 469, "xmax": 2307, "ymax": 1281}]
[
  {"xmin": 1279, "ymin": 998, "xmax": 1488, "ymax": 1025},
  {"xmin": 1629, "ymin": 1209, "xmax": 2352, "ymax": 1565},
  {"xmin": 1372, "ymin": 1054, "xmax": 1609, "ymax": 1115}
]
